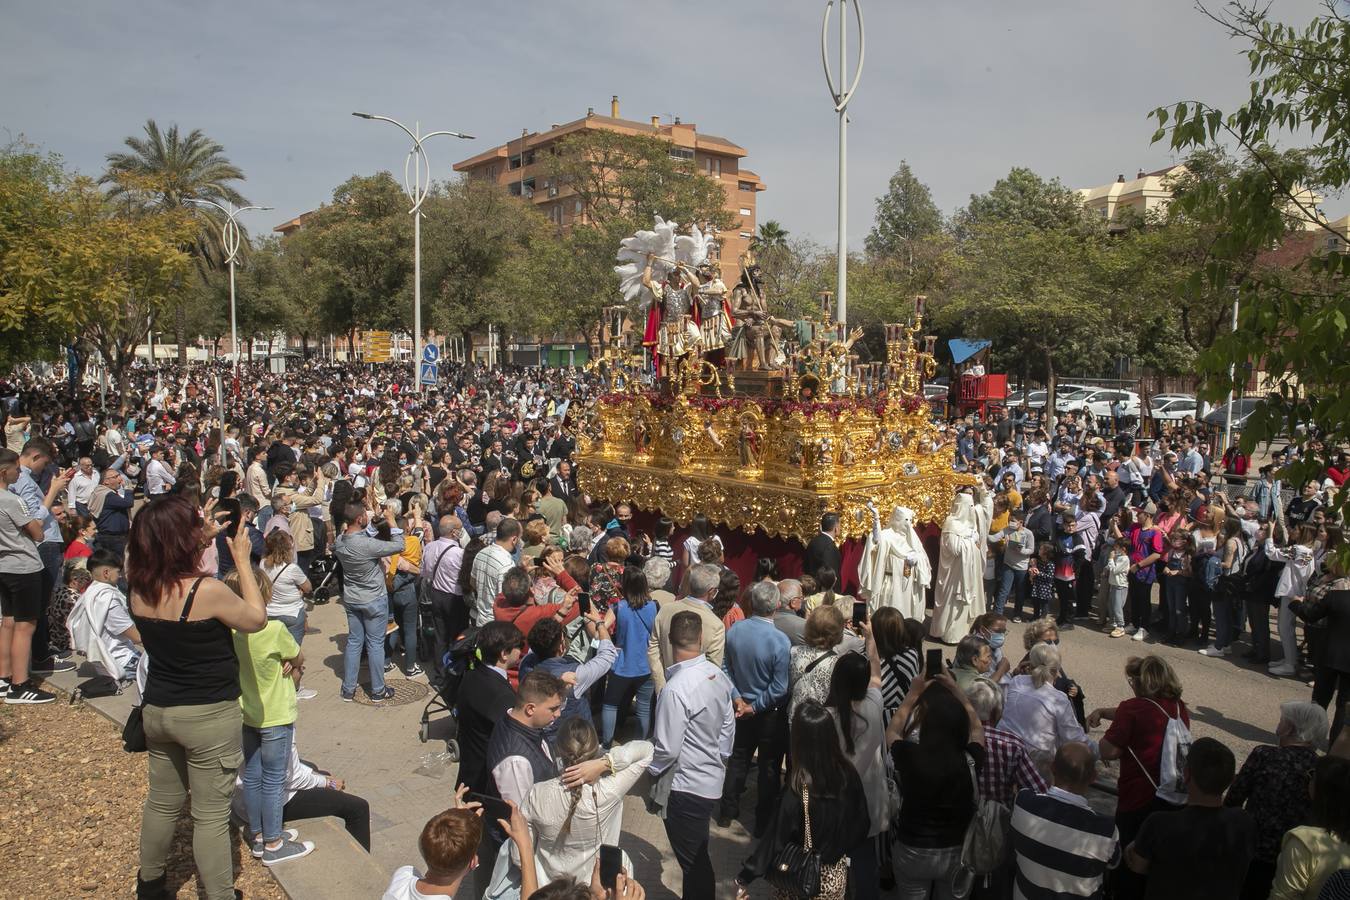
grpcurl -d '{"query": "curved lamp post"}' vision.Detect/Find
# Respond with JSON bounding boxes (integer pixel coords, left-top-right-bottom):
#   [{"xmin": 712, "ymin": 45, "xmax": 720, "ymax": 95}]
[
  {"xmin": 183, "ymin": 198, "xmax": 273, "ymax": 377},
  {"xmin": 822, "ymin": 0, "xmax": 865, "ymax": 326},
  {"xmin": 352, "ymin": 112, "xmax": 475, "ymax": 389}
]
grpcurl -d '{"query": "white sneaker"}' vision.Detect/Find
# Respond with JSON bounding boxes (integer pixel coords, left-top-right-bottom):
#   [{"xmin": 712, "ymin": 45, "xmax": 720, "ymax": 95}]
[
  {"xmin": 1268, "ymin": 663, "xmax": 1296, "ymax": 676},
  {"xmin": 1131, "ymin": 628, "xmax": 1148, "ymax": 642},
  {"xmin": 295, "ymin": 687, "xmax": 318, "ymax": 701},
  {"xmin": 1198, "ymin": 645, "xmax": 1230, "ymax": 657}
]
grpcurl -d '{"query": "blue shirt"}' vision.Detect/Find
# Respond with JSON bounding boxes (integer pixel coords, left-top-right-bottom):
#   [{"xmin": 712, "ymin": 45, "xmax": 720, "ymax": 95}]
[
  {"xmin": 722, "ymin": 615, "xmax": 791, "ymax": 713},
  {"xmin": 614, "ymin": 600, "xmax": 658, "ymax": 678},
  {"xmin": 11, "ymin": 466, "xmax": 60, "ymax": 544}
]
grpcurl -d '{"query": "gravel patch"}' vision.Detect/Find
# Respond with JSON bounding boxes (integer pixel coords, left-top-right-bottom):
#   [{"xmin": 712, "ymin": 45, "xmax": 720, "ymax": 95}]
[{"xmin": 0, "ymin": 692, "xmax": 285, "ymax": 899}]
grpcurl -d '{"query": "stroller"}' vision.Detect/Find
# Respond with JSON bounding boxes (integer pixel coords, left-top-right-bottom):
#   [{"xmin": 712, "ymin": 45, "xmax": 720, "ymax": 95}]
[
  {"xmin": 307, "ymin": 553, "xmax": 341, "ymax": 605},
  {"xmin": 417, "ymin": 628, "xmax": 480, "ymax": 760}
]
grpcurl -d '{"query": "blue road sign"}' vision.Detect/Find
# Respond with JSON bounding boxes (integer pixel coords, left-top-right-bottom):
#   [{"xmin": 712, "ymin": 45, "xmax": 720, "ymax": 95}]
[
  {"xmin": 420, "ymin": 361, "xmax": 439, "ymax": 385},
  {"xmin": 422, "ymin": 343, "xmax": 440, "ymax": 363}
]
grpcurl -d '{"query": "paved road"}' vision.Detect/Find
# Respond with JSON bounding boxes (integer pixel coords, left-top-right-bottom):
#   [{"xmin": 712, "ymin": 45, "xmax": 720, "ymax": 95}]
[{"xmin": 291, "ymin": 595, "xmax": 1311, "ymax": 898}]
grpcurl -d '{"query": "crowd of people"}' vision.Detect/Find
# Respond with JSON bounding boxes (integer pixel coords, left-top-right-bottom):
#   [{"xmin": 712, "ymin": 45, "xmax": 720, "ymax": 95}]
[{"xmin": 1, "ymin": 356, "xmax": 1348, "ymax": 900}]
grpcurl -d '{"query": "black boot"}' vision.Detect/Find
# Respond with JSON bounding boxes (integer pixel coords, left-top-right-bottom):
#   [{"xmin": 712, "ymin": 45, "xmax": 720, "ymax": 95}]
[{"xmin": 136, "ymin": 871, "xmax": 168, "ymax": 900}]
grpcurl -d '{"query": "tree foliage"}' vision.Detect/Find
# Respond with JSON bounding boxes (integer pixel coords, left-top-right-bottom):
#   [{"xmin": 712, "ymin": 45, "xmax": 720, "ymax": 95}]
[
  {"xmin": 1151, "ymin": 0, "xmax": 1350, "ymax": 539},
  {"xmin": 865, "ymin": 160, "xmax": 943, "ymax": 257}
]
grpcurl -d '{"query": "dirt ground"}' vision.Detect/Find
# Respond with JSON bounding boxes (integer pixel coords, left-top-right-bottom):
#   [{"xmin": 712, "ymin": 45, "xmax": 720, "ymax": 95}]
[{"xmin": 0, "ymin": 694, "xmax": 285, "ymax": 899}]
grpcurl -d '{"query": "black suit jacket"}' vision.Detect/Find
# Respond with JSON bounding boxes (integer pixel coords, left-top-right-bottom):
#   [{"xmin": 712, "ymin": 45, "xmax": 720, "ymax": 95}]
[
  {"xmin": 550, "ymin": 475, "xmax": 575, "ymax": 500},
  {"xmin": 1297, "ymin": 589, "xmax": 1350, "ymax": 673},
  {"xmin": 803, "ymin": 532, "xmax": 842, "ymax": 582},
  {"xmin": 453, "ymin": 665, "xmax": 516, "ymax": 794}
]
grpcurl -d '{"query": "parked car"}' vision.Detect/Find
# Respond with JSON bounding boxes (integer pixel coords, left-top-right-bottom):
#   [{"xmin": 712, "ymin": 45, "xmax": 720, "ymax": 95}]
[
  {"xmin": 1150, "ymin": 397, "xmax": 1198, "ymax": 422},
  {"xmin": 1007, "ymin": 389, "xmax": 1047, "ymax": 408},
  {"xmin": 1150, "ymin": 392, "xmax": 1196, "ymax": 407},
  {"xmin": 1201, "ymin": 397, "xmax": 1262, "ymax": 430},
  {"xmin": 1079, "ymin": 389, "xmax": 1140, "ymax": 418},
  {"xmin": 923, "ymin": 383, "xmax": 949, "ymax": 401},
  {"xmin": 1053, "ymin": 388, "xmax": 1093, "ymax": 413}
]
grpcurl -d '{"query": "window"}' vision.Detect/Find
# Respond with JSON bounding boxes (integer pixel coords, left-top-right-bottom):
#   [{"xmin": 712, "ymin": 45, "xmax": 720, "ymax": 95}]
[
  {"xmin": 739, "ymin": 207, "xmax": 752, "ymax": 217},
  {"xmin": 739, "ymin": 231, "xmax": 753, "ymax": 240},
  {"xmin": 548, "ymin": 204, "xmax": 564, "ymax": 225},
  {"xmin": 573, "ymin": 199, "xmax": 583, "ymax": 215},
  {"xmin": 669, "ymin": 147, "xmax": 694, "ymax": 161},
  {"xmin": 704, "ymin": 157, "xmax": 721, "ymax": 178},
  {"xmin": 509, "ymin": 155, "xmax": 522, "ymax": 170},
  {"xmin": 738, "ymin": 180, "xmax": 756, "ymax": 191}
]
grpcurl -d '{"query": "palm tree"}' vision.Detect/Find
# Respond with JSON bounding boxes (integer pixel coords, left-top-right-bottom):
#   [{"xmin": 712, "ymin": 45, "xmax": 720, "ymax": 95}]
[
  {"xmin": 755, "ymin": 220, "xmax": 789, "ymax": 250},
  {"xmin": 102, "ymin": 120, "xmax": 247, "ymax": 363}
]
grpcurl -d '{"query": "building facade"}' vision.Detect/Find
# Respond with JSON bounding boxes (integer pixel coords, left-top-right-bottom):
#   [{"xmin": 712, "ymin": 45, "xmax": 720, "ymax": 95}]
[{"xmin": 452, "ymin": 95, "xmax": 765, "ymax": 284}]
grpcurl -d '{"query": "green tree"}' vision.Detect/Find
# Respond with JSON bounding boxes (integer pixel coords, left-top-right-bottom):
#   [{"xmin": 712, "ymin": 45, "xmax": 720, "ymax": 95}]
[
  {"xmin": 102, "ymin": 120, "xmax": 248, "ymax": 363},
  {"xmin": 1, "ymin": 175, "xmax": 194, "ymax": 403},
  {"xmin": 0, "ymin": 141, "xmax": 69, "ymax": 368},
  {"xmin": 755, "ymin": 220, "xmax": 789, "ymax": 250},
  {"xmin": 1151, "ymin": 0, "xmax": 1350, "ymax": 539},
  {"xmin": 953, "ymin": 167, "xmax": 1085, "ymax": 238},
  {"xmin": 865, "ymin": 160, "xmax": 943, "ymax": 259}
]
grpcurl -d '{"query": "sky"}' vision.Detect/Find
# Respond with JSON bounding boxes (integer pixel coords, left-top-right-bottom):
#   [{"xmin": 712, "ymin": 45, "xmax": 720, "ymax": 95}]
[{"xmin": 0, "ymin": 0, "xmax": 1335, "ymax": 247}]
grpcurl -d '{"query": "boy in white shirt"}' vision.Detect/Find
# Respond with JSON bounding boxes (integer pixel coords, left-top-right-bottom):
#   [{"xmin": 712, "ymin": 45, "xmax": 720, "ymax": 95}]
[{"xmin": 67, "ymin": 549, "xmax": 140, "ymax": 680}]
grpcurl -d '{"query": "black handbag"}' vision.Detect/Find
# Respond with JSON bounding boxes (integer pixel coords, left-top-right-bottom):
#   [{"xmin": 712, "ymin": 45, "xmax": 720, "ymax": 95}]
[
  {"xmin": 765, "ymin": 785, "xmax": 822, "ymax": 899},
  {"xmin": 122, "ymin": 705, "xmax": 147, "ymax": 753}
]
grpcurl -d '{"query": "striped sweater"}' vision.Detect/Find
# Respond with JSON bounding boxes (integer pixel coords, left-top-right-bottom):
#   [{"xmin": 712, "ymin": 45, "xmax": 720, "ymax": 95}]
[{"xmin": 1011, "ymin": 787, "xmax": 1120, "ymax": 899}]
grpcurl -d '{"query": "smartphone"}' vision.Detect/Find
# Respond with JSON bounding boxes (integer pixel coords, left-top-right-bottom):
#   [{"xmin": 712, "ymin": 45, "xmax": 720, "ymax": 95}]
[
  {"xmin": 925, "ymin": 648, "xmax": 944, "ymax": 680},
  {"xmin": 217, "ymin": 498, "xmax": 242, "ymax": 539},
  {"xmin": 465, "ymin": 791, "xmax": 513, "ymax": 823},
  {"xmin": 599, "ymin": 844, "xmax": 623, "ymax": 891},
  {"xmin": 852, "ymin": 600, "xmax": 867, "ymax": 629}
]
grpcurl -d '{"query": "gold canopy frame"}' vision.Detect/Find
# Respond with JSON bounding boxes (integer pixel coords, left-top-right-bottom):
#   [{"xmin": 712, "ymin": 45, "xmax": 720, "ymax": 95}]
[{"xmin": 575, "ymin": 309, "xmax": 975, "ymax": 543}]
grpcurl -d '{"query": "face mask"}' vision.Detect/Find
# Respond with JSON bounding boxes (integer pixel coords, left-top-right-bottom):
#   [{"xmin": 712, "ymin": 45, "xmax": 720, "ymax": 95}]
[{"xmin": 988, "ymin": 632, "xmax": 1006, "ymax": 650}]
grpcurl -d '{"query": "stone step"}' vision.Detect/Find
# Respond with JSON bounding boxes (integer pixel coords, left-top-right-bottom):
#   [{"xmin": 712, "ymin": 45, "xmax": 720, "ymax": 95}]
[{"xmin": 269, "ymin": 816, "xmax": 390, "ymax": 900}]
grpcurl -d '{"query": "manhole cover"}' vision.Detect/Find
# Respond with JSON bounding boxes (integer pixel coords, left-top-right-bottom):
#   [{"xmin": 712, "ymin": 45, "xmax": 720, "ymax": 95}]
[{"xmin": 352, "ymin": 678, "xmax": 431, "ymax": 707}]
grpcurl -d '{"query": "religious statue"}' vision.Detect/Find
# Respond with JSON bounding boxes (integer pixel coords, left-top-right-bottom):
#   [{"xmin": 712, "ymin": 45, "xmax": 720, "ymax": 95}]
[
  {"xmin": 727, "ymin": 258, "xmax": 792, "ymax": 370},
  {"xmin": 859, "ymin": 502, "xmax": 932, "ymax": 619},
  {"xmin": 641, "ymin": 255, "xmax": 700, "ymax": 377},
  {"xmin": 693, "ymin": 261, "xmax": 732, "ymax": 354},
  {"xmin": 929, "ymin": 487, "xmax": 993, "ymax": 644},
  {"xmin": 736, "ymin": 411, "xmax": 761, "ymax": 469}
]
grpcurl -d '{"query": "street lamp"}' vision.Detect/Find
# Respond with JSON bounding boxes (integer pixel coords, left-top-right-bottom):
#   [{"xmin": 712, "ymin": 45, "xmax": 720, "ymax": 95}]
[
  {"xmin": 821, "ymin": 0, "xmax": 865, "ymax": 326},
  {"xmin": 352, "ymin": 112, "xmax": 475, "ymax": 389},
  {"xmin": 183, "ymin": 198, "xmax": 273, "ymax": 378}
]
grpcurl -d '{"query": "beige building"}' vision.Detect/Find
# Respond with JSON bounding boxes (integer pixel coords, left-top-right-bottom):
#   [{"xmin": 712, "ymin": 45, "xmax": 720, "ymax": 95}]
[
  {"xmin": 452, "ymin": 96, "xmax": 765, "ymax": 284},
  {"xmin": 1078, "ymin": 164, "xmax": 1325, "ymax": 232}
]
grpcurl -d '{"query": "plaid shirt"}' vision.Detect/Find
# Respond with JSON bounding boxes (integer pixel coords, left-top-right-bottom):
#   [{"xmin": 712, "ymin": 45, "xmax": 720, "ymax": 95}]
[{"xmin": 981, "ymin": 724, "xmax": 1048, "ymax": 807}]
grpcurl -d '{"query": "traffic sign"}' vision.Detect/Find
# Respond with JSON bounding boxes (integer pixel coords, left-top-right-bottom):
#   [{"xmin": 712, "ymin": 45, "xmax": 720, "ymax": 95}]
[
  {"xmin": 362, "ymin": 330, "xmax": 393, "ymax": 363},
  {"xmin": 422, "ymin": 343, "xmax": 440, "ymax": 364},
  {"xmin": 420, "ymin": 361, "xmax": 439, "ymax": 385}
]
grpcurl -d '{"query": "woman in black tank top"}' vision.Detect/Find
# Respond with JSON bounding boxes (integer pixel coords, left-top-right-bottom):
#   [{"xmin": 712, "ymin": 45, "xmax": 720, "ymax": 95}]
[{"xmin": 125, "ymin": 496, "xmax": 268, "ymax": 900}]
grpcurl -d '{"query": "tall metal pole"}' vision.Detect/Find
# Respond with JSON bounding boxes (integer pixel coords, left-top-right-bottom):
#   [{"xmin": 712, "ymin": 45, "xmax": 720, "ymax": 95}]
[
  {"xmin": 352, "ymin": 113, "xmax": 475, "ymax": 388},
  {"xmin": 184, "ymin": 199, "xmax": 272, "ymax": 380},
  {"xmin": 822, "ymin": 0, "xmax": 864, "ymax": 326}
]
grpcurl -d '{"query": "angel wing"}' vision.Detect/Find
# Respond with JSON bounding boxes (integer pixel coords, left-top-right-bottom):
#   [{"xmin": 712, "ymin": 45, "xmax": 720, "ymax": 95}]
[
  {"xmin": 674, "ymin": 223, "xmax": 711, "ymax": 269},
  {"xmin": 613, "ymin": 216, "xmax": 678, "ymax": 303}
]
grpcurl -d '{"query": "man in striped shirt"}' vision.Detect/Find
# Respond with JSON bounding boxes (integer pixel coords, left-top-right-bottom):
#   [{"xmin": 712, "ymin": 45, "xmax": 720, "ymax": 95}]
[{"xmin": 1011, "ymin": 742, "xmax": 1119, "ymax": 899}]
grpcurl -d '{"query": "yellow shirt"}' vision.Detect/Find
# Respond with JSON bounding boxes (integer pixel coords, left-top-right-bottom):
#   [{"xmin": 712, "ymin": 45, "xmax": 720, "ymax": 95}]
[
  {"xmin": 388, "ymin": 534, "xmax": 424, "ymax": 578},
  {"xmin": 232, "ymin": 620, "xmax": 299, "ymax": 729},
  {"xmin": 1270, "ymin": 826, "xmax": 1350, "ymax": 900}
]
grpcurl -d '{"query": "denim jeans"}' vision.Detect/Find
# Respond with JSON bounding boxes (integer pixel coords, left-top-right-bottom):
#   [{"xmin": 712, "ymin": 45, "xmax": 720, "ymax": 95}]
[
  {"xmin": 242, "ymin": 722, "xmax": 294, "ymax": 842},
  {"xmin": 1212, "ymin": 592, "xmax": 1239, "ymax": 649},
  {"xmin": 600, "ymin": 672, "xmax": 654, "ymax": 746},
  {"xmin": 273, "ymin": 610, "xmax": 306, "ymax": 647},
  {"xmin": 995, "ymin": 568, "xmax": 1027, "ymax": 616},
  {"xmin": 1164, "ymin": 577, "xmax": 1189, "ymax": 639},
  {"xmin": 892, "ymin": 841, "xmax": 963, "ymax": 900},
  {"xmin": 386, "ymin": 577, "xmax": 419, "ymax": 668},
  {"xmin": 342, "ymin": 599, "xmax": 387, "ymax": 695},
  {"xmin": 1107, "ymin": 585, "xmax": 1126, "ymax": 628}
]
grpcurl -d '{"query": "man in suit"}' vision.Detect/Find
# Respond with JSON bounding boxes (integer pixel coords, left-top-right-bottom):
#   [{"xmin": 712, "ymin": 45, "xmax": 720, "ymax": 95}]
[
  {"xmin": 803, "ymin": 512, "xmax": 842, "ymax": 583},
  {"xmin": 550, "ymin": 459, "xmax": 576, "ymax": 501},
  {"xmin": 647, "ymin": 563, "xmax": 726, "ymax": 692},
  {"xmin": 453, "ymin": 621, "xmax": 524, "ymax": 797}
]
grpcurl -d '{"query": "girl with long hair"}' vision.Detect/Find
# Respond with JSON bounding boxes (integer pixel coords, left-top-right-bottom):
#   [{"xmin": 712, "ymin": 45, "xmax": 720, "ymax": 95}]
[{"xmin": 600, "ymin": 567, "xmax": 658, "ymax": 746}]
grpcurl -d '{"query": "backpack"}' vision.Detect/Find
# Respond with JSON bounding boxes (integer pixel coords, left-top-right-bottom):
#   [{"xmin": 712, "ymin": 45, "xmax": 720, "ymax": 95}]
[{"xmin": 1130, "ymin": 698, "xmax": 1192, "ymax": 805}]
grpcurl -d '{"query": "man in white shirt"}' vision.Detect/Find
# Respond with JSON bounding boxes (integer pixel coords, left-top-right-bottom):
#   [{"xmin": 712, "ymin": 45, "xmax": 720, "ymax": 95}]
[
  {"xmin": 469, "ymin": 518, "xmax": 520, "ymax": 627},
  {"xmin": 648, "ymin": 610, "xmax": 736, "ymax": 900},
  {"xmin": 144, "ymin": 446, "xmax": 175, "ymax": 496},
  {"xmin": 69, "ymin": 457, "xmax": 99, "ymax": 515}
]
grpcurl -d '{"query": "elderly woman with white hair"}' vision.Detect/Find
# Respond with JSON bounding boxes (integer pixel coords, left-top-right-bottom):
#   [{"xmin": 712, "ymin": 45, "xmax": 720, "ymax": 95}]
[
  {"xmin": 1225, "ymin": 701, "xmax": 1328, "ymax": 900},
  {"xmin": 1000, "ymin": 643, "xmax": 1096, "ymax": 765}
]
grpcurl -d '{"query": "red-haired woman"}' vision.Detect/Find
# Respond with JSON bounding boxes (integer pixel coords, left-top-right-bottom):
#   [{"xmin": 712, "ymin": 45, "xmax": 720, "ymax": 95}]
[{"xmin": 127, "ymin": 496, "xmax": 268, "ymax": 900}]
